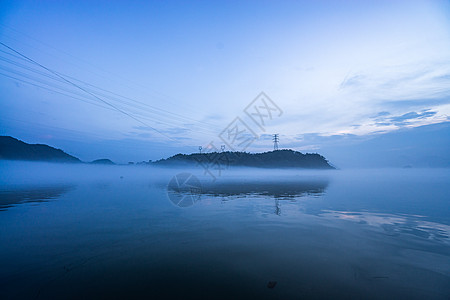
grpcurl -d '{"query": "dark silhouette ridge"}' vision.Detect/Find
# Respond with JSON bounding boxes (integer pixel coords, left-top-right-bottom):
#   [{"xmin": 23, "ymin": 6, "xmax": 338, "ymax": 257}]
[
  {"xmin": 1, "ymin": 136, "xmax": 334, "ymax": 168},
  {"xmin": 154, "ymin": 149, "xmax": 335, "ymax": 169},
  {"xmin": 91, "ymin": 158, "xmax": 115, "ymax": 165},
  {"xmin": 0, "ymin": 136, "xmax": 81, "ymax": 163}
]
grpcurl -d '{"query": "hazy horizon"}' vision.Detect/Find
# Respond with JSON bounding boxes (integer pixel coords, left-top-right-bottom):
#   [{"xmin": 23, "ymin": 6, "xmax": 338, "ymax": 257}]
[
  {"xmin": 1, "ymin": 0, "xmax": 450, "ymax": 167},
  {"xmin": 0, "ymin": 3, "xmax": 449, "ymax": 298},
  {"xmin": 1, "ymin": 161, "xmax": 449, "ymax": 299},
  {"xmin": 2, "ymin": 119, "xmax": 449, "ymax": 168}
]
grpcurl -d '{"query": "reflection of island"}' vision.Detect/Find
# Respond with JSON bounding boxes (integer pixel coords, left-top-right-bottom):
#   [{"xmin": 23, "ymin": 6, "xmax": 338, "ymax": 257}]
[
  {"xmin": 0, "ymin": 185, "xmax": 73, "ymax": 210},
  {"xmin": 204, "ymin": 180, "xmax": 329, "ymax": 215},
  {"xmin": 199, "ymin": 180, "xmax": 329, "ymax": 198},
  {"xmin": 167, "ymin": 178, "xmax": 329, "ymax": 215}
]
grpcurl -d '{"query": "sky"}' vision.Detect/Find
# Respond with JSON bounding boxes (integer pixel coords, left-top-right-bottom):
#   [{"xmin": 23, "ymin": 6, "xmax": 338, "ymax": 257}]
[{"xmin": 0, "ymin": 0, "xmax": 449, "ymax": 166}]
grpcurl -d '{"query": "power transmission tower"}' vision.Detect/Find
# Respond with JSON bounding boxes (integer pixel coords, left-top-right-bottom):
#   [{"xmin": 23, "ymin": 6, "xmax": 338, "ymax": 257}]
[
  {"xmin": 221, "ymin": 145, "xmax": 225, "ymax": 152},
  {"xmin": 199, "ymin": 146, "xmax": 202, "ymax": 154},
  {"xmin": 273, "ymin": 134, "xmax": 279, "ymax": 151}
]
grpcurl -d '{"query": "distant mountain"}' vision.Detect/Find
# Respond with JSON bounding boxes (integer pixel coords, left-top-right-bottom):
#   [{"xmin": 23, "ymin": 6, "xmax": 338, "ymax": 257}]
[
  {"xmin": 0, "ymin": 136, "xmax": 334, "ymax": 168},
  {"xmin": 0, "ymin": 136, "xmax": 81, "ymax": 163},
  {"xmin": 154, "ymin": 149, "xmax": 334, "ymax": 169},
  {"xmin": 90, "ymin": 158, "xmax": 115, "ymax": 165}
]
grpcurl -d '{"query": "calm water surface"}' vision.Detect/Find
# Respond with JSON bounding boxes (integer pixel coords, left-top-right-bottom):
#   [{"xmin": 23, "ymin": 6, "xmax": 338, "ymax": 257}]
[{"xmin": 0, "ymin": 162, "xmax": 449, "ymax": 299}]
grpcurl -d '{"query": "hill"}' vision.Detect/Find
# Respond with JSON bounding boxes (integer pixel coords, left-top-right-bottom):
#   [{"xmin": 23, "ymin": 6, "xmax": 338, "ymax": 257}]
[
  {"xmin": 91, "ymin": 159, "xmax": 115, "ymax": 165},
  {"xmin": 0, "ymin": 136, "xmax": 81, "ymax": 163},
  {"xmin": 154, "ymin": 149, "xmax": 334, "ymax": 169}
]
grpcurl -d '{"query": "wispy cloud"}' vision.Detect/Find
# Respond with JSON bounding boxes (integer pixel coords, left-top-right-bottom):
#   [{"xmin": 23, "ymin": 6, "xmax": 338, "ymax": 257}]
[
  {"xmin": 390, "ymin": 111, "xmax": 437, "ymax": 124},
  {"xmin": 372, "ymin": 109, "xmax": 437, "ymax": 127},
  {"xmin": 340, "ymin": 62, "xmax": 450, "ymax": 101}
]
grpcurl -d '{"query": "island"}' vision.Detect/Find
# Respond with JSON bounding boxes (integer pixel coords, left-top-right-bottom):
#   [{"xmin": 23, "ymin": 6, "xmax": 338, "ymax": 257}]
[
  {"xmin": 0, "ymin": 136, "xmax": 334, "ymax": 169},
  {"xmin": 90, "ymin": 159, "xmax": 115, "ymax": 165},
  {"xmin": 153, "ymin": 149, "xmax": 334, "ymax": 169}
]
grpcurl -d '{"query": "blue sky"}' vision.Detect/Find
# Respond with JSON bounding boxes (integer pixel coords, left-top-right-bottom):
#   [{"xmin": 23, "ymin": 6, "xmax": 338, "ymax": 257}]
[{"xmin": 0, "ymin": 0, "xmax": 449, "ymax": 165}]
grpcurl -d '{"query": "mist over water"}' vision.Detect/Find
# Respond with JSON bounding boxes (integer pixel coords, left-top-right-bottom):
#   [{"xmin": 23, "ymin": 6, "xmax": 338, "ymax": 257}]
[
  {"xmin": 0, "ymin": 161, "xmax": 449, "ymax": 299},
  {"xmin": 1, "ymin": 1, "xmax": 449, "ymax": 299}
]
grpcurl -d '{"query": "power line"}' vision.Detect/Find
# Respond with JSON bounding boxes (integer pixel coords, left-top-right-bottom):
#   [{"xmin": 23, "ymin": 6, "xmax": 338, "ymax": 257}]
[
  {"xmin": 0, "ymin": 66, "xmax": 221, "ymax": 142},
  {"xmin": 0, "ymin": 42, "xmax": 176, "ymax": 141},
  {"xmin": 0, "ymin": 71, "xmax": 114, "ymax": 110},
  {"xmin": 0, "ymin": 23, "xmax": 216, "ymax": 119},
  {"xmin": 0, "ymin": 48, "xmax": 222, "ymax": 136},
  {"xmin": 0, "ymin": 65, "xmax": 220, "ymax": 140},
  {"xmin": 0, "ymin": 50, "xmax": 221, "ymax": 131}
]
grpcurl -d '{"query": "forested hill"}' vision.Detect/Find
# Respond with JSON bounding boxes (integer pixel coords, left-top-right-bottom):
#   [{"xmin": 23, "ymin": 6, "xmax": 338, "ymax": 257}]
[
  {"xmin": 0, "ymin": 136, "xmax": 335, "ymax": 169},
  {"xmin": 154, "ymin": 149, "xmax": 334, "ymax": 169},
  {"xmin": 0, "ymin": 136, "xmax": 81, "ymax": 163}
]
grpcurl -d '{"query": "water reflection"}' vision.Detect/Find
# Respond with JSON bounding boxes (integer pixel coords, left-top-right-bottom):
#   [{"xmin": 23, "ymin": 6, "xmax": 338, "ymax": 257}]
[
  {"xmin": 1, "ymin": 167, "xmax": 449, "ymax": 299},
  {"xmin": 167, "ymin": 178, "xmax": 329, "ymax": 214},
  {"xmin": 321, "ymin": 210, "xmax": 450, "ymax": 244},
  {"xmin": 199, "ymin": 179, "xmax": 329, "ymax": 198},
  {"xmin": 0, "ymin": 185, "xmax": 73, "ymax": 210},
  {"xmin": 167, "ymin": 176, "xmax": 450, "ymax": 244}
]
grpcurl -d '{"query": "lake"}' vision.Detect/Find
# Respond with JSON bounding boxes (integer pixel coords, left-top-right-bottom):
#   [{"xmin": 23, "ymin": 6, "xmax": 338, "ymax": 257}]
[{"xmin": 0, "ymin": 161, "xmax": 449, "ymax": 299}]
